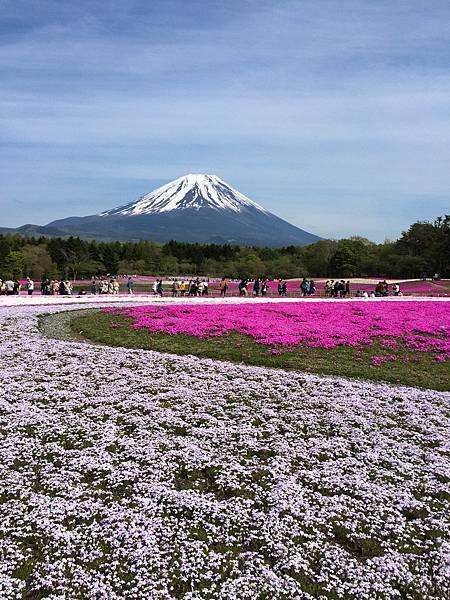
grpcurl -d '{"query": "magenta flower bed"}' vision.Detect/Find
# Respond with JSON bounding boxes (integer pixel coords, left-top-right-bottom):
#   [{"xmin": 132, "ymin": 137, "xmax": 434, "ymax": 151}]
[{"xmin": 106, "ymin": 301, "xmax": 450, "ymax": 358}]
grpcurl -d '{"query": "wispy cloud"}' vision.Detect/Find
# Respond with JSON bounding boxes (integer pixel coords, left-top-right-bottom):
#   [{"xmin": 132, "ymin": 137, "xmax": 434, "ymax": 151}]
[{"xmin": 1, "ymin": 0, "xmax": 449, "ymax": 240}]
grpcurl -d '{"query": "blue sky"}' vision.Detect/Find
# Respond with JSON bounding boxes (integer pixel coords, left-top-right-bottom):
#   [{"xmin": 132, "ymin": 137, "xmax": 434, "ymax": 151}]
[{"xmin": 1, "ymin": 0, "xmax": 449, "ymax": 241}]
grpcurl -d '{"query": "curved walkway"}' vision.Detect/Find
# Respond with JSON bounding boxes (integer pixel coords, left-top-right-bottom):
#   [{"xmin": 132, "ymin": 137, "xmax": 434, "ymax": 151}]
[{"xmin": 1, "ymin": 292, "xmax": 449, "ymax": 308}]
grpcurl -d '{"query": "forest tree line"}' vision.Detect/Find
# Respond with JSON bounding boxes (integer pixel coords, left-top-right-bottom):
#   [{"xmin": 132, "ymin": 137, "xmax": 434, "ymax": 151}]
[{"xmin": 0, "ymin": 216, "xmax": 448, "ymax": 281}]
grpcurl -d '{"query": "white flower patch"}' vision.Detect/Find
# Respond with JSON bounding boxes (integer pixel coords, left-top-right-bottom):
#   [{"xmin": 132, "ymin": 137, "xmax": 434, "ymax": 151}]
[{"xmin": 0, "ymin": 304, "xmax": 449, "ymax": 599}]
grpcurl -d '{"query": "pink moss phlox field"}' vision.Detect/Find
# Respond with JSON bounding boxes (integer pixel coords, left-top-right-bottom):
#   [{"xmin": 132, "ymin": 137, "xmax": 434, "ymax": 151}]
[{"xmin": 107, "ymin": 301, "xmax": 450, "ymax": 359}]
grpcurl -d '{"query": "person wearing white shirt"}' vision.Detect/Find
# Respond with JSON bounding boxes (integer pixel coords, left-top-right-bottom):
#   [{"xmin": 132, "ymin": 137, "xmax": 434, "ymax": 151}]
[{"xmin": 26, "ymin": 277, "xmax": 34, "ymax": 296}]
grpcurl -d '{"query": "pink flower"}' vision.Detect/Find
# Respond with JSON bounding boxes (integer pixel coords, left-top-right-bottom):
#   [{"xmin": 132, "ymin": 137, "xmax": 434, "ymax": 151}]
[{"xmin": 105, "ymin": 300, "xmax": 450, "ymax": 363}]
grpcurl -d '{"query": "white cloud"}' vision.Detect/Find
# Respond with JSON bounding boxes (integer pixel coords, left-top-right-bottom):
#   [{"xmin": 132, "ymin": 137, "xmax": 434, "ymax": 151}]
[{"xmin": 1, "ymin": 0, "xmax": 449, "ymax": 240}]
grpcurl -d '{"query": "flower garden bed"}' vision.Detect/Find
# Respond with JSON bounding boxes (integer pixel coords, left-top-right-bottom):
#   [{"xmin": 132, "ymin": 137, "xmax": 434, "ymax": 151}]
[
  {"xmin": 71, "ymin": 301, "xmax": 450, "ymax": 390},
  {"xmin": 1, "ymin": 303, "xmax": 449, "ymax": 599}
]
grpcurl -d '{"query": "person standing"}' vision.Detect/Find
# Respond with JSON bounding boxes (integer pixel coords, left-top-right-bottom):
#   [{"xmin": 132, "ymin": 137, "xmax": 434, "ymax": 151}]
[
  {"xmin": 300, "ymin": 278, "xmax": 309, "ymax": 297},
  {"xmin": 172, "ymin": 279, "xmax": 179, "ymax": 297},
  {"xmin": 253, "ymin": 278, "xmax": 260, "ymax": 296},
  {"xmin": 127, "ymin": 277, "xmax": 134, "ymax": 294},
  {"xmin": 219, "ymin": 277, "xmax": 228, "ymax": 297},
  {"xmin": 156, "ymin": 279, "xmax": 163, "ymax": 296},
  {"xmin": 261, "ymin": 279, "xmax": 268, "ymax": 296},
  {"xmin": 41, "ymin": 278, "xmax": 50, "ymax": 295},
  {"xmin": 5, "ymin": 279, "xmax": 14, "ymax": 295},
  {"xmin": 62, "ymin": 279, "xmax": 72, "ymax": 295},
  {"xmin": 190, "ymin": 279, "xmax": 198, "ymax": 296}
]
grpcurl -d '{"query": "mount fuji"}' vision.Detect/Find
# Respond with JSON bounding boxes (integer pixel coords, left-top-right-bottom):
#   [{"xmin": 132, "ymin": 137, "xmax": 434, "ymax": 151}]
[{"xmin": 22, "ymin": 174, "xmax": 321, "ymax": 247}]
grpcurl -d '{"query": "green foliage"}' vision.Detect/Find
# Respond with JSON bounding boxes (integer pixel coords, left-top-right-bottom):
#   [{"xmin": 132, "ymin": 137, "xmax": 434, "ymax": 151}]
[
  {"xmin": 2, "ymin": 250, "xmax": 25, "ymax": 279},
  {"xmin": 0, "ymin": 215, "xmax": 448, "ymax": 279},
  {"xmin": 21, "ymin": 244, "xmax": 58, "ymax": 279},
  {"xmin": 396, "ymin": 215, "xmax": 450, "ymax": 276}
]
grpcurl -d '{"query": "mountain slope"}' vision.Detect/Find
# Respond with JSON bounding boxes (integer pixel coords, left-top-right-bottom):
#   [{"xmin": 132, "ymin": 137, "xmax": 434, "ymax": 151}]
[
  {"xmin": 30, "ymin": 174, "xmax": 320, "ymax": 247},
  {"xmin": 0, "ymin": 224, "xmax": 68, "ymax": 237}
]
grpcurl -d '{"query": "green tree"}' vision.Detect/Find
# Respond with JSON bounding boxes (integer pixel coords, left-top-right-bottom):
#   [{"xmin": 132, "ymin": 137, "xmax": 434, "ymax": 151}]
[
  {"xmin": 2, "ymin": 250, "xmax": 25, "ymax": 279},
  {"xmin": 396, "ymin": 216, "xmax": 450, "ymax": 276},
  {"xmin": 22, "ymin": 244, "xmax": 58, "ymax": 279},
  {"xmin": 329, "ymin": 239, "xmax": 371, "ymax": 277},
  {"xmin": 303, "ymin": 239, "xmax": 338, "ymax": 276}
]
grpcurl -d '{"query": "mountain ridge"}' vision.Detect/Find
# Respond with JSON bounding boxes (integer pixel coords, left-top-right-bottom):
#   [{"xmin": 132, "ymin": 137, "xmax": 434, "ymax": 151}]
[{"xmin": 2, "ymin": 174, "xmax": 321, "ymax": 247}]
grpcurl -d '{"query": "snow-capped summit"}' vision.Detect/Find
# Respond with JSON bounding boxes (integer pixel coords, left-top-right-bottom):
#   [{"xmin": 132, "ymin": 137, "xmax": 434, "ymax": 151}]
[{"xmin": 100, "ymin": 174, "xmax": 268, "ymax": 217}]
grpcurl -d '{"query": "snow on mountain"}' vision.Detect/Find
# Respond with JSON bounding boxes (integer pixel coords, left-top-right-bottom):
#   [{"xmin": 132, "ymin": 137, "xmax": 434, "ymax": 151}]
[
  {"xmin": 100, "ymin": 174, "xmax": 269, "ymax": 217},
  {"xmin": 41, "ymin": 173, "xmax": 320, "ymax": 246}
]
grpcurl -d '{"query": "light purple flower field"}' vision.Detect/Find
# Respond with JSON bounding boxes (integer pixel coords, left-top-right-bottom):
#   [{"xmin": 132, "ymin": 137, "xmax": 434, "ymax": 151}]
[{"xmin": 0, "ymin": 302, "xmax": 449, "ymax": 599}]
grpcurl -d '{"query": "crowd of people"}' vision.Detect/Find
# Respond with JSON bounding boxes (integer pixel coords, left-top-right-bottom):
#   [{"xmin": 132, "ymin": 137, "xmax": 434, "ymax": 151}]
[
  {"xmin": 123, "ymin": 277, "xmax": 211, "ymax": 297},
  {"xmin": 90, "ymin": 278, "xmax": 121, "ymax": 294},
  {"xmin": 0, "ymin": 277, "xmax": 73, "ymax": 295},
  {"xmin": 354, "ymin": 281, "xmax": 402, "ymax": 298},
  {"xmin": 236, "ymin": 278, "xmax": 271, "ymax": 296},
  {"xmin": 324, "ymin": 280, "xmax": 351, "ymax": 297},
  {"xmin": 1, "ymin": 274, "xmax": 404, "ymax": 299},
  {"xmin": 169, "ymin": 279, "xmax": 209, "ymax": 297},
  {"xmin": 299, "ymin": 278, "xmax": 317, "ymax": 296}
]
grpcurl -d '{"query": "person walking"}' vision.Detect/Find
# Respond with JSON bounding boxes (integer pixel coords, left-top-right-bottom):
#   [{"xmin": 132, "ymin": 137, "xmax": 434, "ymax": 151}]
[{"xmin": 239, "ymin": 278, "xmax": 248, "ymax": 296}]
